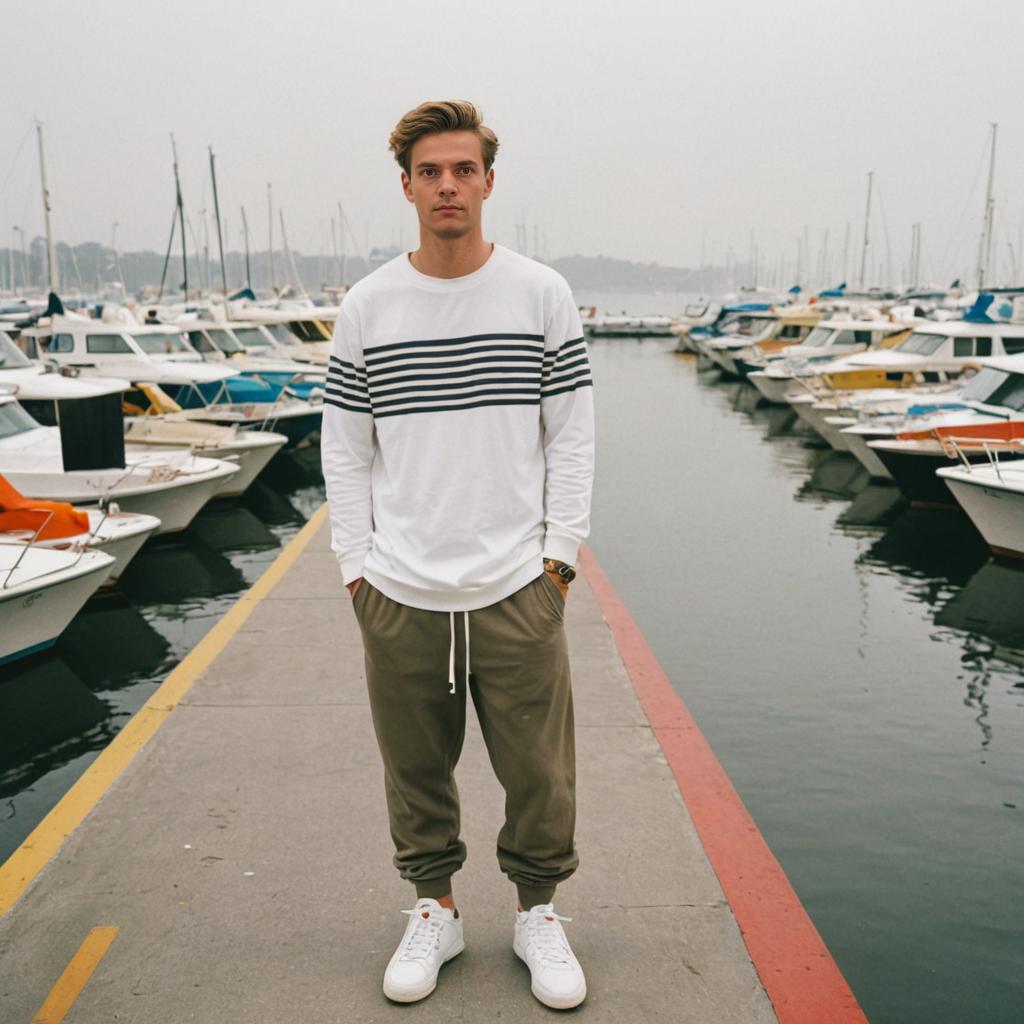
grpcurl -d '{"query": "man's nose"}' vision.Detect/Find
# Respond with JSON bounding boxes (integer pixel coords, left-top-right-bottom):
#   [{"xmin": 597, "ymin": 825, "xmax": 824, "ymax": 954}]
[{"xmin": 437, "ymin": 170, "xmax": 459, "ymax": 193}]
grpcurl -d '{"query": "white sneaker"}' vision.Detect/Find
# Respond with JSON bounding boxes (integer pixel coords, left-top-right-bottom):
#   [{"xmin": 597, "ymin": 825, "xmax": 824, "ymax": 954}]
[
  {"xmin": 513, "ymin": 903, "xmax": 587, "ymax": 1009},
  {"xmin": 382, "ymin": 897, "xmax": 465, "ymax": 1003}
]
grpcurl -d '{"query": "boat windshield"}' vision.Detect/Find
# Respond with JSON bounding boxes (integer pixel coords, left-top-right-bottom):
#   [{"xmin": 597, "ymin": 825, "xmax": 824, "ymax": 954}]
[
  {"xmin": 960, "ymin": 367, "xmax": 1006, "ymax": 403},
  {"xmin": 263, "ymin": 323, "xmax": 297, "ymax": 345},
  {"xmin": 746, "ymin": 319, "xmax": 775, "ymax": 340},
  {"xmin": 288, "ymin": 319, "xmax": 328, "ymax": 342},
  {"xmin": 897, "ymin": 332, "xmax": 946, "ymax": 356},
  {"xmin": 204, "ymin": 329, "xmax": 244, "ymax": 354},
  {"xmin": 802, "ymin": 326, "xmax": 834, "ymax": 347},
  {"xmin": 0, "ymin": 332, "xmax": 32, "ymax": 369},
  {"xmin": 961, "ymin": 367, "xmax": 1024, "ymax": 411},
  {"xmin": 232, "ymin": 327, "xmax": 273, "ymax": 350},
  {"xmin": 131, "ymin": 332, "xmax": 190, "ymax": 354},
  {"xmin": 0, "ymin": 401, "xmax": 40, "ymax": 439},
  {"xmin": 829, "ymin": 330, "xmax": 872, "ymax": 347},
  {"xmin": 718, "ymin": 315, "xmax": 759, "ymax": 336}
]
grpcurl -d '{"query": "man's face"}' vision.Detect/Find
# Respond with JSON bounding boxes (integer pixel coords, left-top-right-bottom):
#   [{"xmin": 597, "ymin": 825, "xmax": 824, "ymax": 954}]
[{"xmin": 401, "ymin": 130, "xmax": 494, "ymax": 242}]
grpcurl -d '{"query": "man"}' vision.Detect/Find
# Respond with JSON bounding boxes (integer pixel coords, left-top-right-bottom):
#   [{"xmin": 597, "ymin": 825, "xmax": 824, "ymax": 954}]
[{"xmin": 320, "ymin": 99, "xmax": 594, "ymax": 1010}]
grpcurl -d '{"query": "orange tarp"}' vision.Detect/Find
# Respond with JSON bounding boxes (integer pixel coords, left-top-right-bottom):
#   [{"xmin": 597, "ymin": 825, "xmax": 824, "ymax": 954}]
[
  {"xmin": 899, "ymin": 421, "xmax": 1024, "ymax": 442},
  {"xmin": 0, "ymin": 474, "xmax": 90, "ymax": 540}
]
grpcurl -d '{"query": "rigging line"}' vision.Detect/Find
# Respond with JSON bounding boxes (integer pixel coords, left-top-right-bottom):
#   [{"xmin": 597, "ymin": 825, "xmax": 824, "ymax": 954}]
[
  {"xmin": 0, "ymin": 125, "xmax": 33, "ymax": 199},
  {"xmin": 937, "ymin": 130, "xmax": 990, "ymax": 279},
  {"xmin": 872, "ymin": 177, "xmax": 893, "ymax": 283}
]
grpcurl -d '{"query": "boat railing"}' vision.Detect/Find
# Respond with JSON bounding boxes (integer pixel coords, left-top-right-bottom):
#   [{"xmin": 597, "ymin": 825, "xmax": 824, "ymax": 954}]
[
  {"xmin": 0, "ymin": 507, "xmax": 95, "ymax": 590},
  {"xmin": 936, "ymin": 434, "xmax": 1024, "ymax": 482}
]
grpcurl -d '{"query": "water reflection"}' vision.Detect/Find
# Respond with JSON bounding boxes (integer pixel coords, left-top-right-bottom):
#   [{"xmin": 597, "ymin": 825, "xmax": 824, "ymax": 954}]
[
  {"xmin": 936, "ymin": 561, "xmax": 1024, "ymax": 670},
  {"xmin": 836, "ymin": 483, "xmax": 906, "ymax": 532},
  {"xmin": 796, "ymin": 449, "xmax": 870, "ymax": 504},
  {"xmin": 57, "ymin": 592, "xmax": 172, "ymax": 689},
  {"xmin": 0, "ymin": 657, "xmax": 114, "ymax": 798},
  {"xmin": 859, "ymin": 508, "xmax": 990, "ymax": 604}
]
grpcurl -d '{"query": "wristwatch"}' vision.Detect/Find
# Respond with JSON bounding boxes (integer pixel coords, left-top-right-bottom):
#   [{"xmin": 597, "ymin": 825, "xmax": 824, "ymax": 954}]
[{"xmin": 543, "ymin": 558, "xmax": 577, "ymax": 584}]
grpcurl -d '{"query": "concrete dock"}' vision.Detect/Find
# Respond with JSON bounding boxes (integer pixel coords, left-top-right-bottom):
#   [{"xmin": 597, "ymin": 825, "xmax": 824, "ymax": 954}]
[{"xmin": 0, "ymin": 506, "xmax": 866, "ymax": 1022}]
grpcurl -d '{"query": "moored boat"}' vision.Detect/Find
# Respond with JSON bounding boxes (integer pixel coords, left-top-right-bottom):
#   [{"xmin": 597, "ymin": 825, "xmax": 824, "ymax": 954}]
[
  {"xmin": 939, "ymin": 452, "xmax": 1024, "ymax": 558},
  {"xmin": 0, "ymin": 543, "xmax": 115, "ymax": 665}
]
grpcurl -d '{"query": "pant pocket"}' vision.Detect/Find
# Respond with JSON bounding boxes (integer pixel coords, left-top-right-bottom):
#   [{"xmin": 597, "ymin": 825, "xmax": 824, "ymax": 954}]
[{"xmin": 536, "ymin": 572, "xmax": 566, "ymax": 620}]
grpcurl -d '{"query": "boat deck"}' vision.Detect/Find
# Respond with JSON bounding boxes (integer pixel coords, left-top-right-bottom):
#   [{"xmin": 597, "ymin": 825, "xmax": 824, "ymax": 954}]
[{"xmin": 0, "ymin": 507, "xmax": 865, "ymax": 1022}]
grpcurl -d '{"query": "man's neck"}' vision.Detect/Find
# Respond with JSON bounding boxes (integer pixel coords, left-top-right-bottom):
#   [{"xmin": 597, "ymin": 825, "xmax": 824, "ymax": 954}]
[{"xmin": 410, "ymin": 234, "xmax": 494, "ymax": 280}]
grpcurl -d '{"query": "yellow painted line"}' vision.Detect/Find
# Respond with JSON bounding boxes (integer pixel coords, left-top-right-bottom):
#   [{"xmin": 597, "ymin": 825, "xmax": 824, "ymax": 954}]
[
  {"xmin": 32, "ymin": 926, "xmax": 120, "ymax": 1023},
  {"xmin": 0, "ymin": 503, "xmax": 330, "ymax": 919}
]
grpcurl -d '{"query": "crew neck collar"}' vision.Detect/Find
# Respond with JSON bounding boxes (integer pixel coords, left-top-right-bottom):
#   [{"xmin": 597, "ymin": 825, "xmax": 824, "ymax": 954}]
[{"xmin": 399, "ymin": 243, "xmax": 503, "ymax": 291}]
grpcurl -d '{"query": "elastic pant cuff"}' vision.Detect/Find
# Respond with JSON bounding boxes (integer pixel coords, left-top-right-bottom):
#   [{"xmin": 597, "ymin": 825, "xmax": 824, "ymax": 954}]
[
  {"xmin": 414, "ymin": 876, "xmax": 454, "ymax": 900},
  {"xmin": 517, "ymin": 883, "xmax": 557, "ymax": 909}
]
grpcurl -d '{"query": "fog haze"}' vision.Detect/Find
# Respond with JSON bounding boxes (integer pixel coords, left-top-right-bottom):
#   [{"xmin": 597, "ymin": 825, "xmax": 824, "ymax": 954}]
[{"xmin": 4, "ymin": 0, "xmax": 1023, "ymax": 286}]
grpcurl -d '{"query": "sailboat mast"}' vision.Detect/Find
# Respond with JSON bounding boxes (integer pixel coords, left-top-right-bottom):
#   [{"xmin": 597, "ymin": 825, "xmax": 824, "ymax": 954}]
[
  {"xmin": 338, "ymin": 201, "xmax": 347, "ymax": 285},
  {"xmin": 208, "ymin": 147, "xmax": 228, "ymax": 296},
  {"xmin": 240, "ymin": 205, "xmax": 252, "ymax": 287},
  {"xmin": 35, "ymin": 120, "xmax": 57, "ymax": 293},
  {"xmin": 858, "ymin": 171, "xmax": 874, "ymax": 289},
  {"xmin": 267, "ymin": 183, "xmax": 276, "ymax": 293},
  {"xmin": 977, "ymin": 122, "xmax": 998, "ymax": 289},
  {"xmin": 171, "ymin": 133, "xmax": 189, "ymax": 298},
  {"xmin": 279, "ymin": 208, "xmax": 307, "ymax": 299},
  {"xmin": 112, "ymin": 221, "xmax": 127, "ymax": 298}
]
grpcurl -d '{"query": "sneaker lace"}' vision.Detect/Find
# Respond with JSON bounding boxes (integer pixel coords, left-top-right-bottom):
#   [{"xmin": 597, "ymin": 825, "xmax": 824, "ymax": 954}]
[
  {"xmin": 524, "ymin": 906, "xmax": 574, "ymax": 968},
  {"xmin": 398, "ymin": 908, "xmax": 445, "ymax": 961}
]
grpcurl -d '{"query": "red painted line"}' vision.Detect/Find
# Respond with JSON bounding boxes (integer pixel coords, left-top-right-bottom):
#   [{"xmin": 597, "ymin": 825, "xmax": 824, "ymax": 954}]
[{"xmin": 578, "ymin": 546, "xmax": 869, "ymax": 1024}]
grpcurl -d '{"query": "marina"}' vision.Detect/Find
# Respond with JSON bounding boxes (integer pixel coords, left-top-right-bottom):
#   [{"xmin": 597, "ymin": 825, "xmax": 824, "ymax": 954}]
[
  {"xmin": 4, "ymin": 1, "xmax": 1023, "ymax": 1017},
  {"xmin": 2, "ymin": 315, "xmax": 1023, "ymax": 1021}
]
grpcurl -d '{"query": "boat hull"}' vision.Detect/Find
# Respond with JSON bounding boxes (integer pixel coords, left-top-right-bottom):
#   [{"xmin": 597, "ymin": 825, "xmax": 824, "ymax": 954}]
[
  {"xmin": 0, "ymin": 547, "xmax": 114, "ymax": 665},
  {"xmin": 939, "ymin": 464, "xmax": 1024, "ymax": 558},
  {"xmin": 747, "ymin": 371, "xmax": 796, "ymax": 405},
  {"xmin": 867, "ymin": 444, "xmax": 977, "ymax": 507}
]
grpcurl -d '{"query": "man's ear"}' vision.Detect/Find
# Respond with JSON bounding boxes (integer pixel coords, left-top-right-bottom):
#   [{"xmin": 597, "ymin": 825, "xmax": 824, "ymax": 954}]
[
  {"xmin": 483, "ymin": 167, "xmax": 495, "ymax": 200},
  {"xmin": 401, "ymin": 171, "xmax": 414, "ymax": 203}
]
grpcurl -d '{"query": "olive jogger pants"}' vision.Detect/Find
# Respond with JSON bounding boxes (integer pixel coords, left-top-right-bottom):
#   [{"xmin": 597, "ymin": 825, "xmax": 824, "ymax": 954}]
[{"xmin": 352, "ymin": 572, "xmax": 578, "ymax": 909}]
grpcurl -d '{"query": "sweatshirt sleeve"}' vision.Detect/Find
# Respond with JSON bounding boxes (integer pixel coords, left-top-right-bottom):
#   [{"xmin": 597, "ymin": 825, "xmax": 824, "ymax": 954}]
[
  {"xmin": 320, "ymin": 303, "xmax": 374, "ymax": 584},
  {"xmin": 540, "ymin": 282, "xmax": 595, "ymax": 566}
]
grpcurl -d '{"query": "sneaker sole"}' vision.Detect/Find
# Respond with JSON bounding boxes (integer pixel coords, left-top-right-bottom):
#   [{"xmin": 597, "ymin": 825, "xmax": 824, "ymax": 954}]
[
  {"xmin": 513, "ymin": 938, "xmax": 587, "ymax": 1010},
  {"xmin": 383, "ymin": 939, "xmax": 465, "ymax": 1003}
]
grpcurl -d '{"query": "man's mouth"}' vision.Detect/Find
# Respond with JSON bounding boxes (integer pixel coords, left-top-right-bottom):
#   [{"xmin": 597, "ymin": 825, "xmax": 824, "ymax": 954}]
[{"xmin": 436, "ymin": 205, "xmax": 461, "ymax": 211}]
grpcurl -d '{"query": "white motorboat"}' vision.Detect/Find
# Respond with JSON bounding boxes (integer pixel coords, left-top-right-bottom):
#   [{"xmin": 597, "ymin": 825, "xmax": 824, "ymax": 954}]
[
  {"xmin": 2, "ymin": 506, "xmax": 161, "ymax": 583},
  {"xmin": 703, "ymin": 310, "xmax": 821, "ymax": 376},
  {"xmin": 840, "ymin": 353, "xmax": 1024, "ymax": 481},
  {"xmin": 747, "ymin": 318, "xmax": 910, "ymax": 403},
  {"xmin": 670, "ymin": 302, "xmax": 724, "ymax": 353},
  {"xmin": 0, "ymin": 543, "xmax": 115, "ymax": 665},
  {"xmin": 0, "ymin": 394, "xmax": 239, "ymax": 533},
  {"xmin": 124, "ymin": 413, "xmax": 286, "ymax": 496},
  {"xmin": 23, "ymin": 313, "xmax": 322, "ymax": 450},
  {"xmin": 939, "ymin": 453, "xmax": 1024, "ymax": 559},
  {"xmin": 176, "ymin": 318, "xmax": 326, "ymax": 384}
]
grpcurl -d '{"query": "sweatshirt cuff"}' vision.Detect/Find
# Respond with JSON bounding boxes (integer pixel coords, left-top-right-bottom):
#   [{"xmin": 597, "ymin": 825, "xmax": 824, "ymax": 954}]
[
  {"xmin": 339, "ymin": 553, "xmax": 368, "ymax": 586},
  {"xmin": 541, "ymin": 533, "xmax": 581, "ymax": 566}
]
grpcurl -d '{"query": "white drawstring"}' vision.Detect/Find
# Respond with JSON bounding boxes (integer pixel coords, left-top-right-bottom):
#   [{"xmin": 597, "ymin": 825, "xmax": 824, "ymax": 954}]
[
  {"xmin": 448, "ymin": 612, "xmax": 456, "ymax": 693},
  {"xmin": 446, "ymin": 611, "xmax": 471, "ymax": 695}
]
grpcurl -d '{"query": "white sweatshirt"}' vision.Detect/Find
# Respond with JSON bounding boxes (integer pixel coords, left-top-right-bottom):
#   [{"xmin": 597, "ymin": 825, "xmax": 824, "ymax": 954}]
[{"xmin": 320, "ymin": 244, "xmax": 594, "ymax": 612}]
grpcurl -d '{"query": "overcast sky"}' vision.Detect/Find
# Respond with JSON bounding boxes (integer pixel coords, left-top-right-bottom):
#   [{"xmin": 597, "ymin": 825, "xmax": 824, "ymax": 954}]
[{"xmin": 3, "ymin": 0, "xmax": 1023, "ymax": 286}]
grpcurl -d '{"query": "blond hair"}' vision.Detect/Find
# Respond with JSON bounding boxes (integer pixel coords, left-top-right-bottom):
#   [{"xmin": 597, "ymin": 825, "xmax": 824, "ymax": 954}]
[{"xmin": 388, "ymin": 100, "xmax": 499, "ymax": 175}]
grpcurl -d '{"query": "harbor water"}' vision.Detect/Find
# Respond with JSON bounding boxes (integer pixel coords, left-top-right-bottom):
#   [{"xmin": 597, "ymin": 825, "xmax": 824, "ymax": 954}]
[{"xmin": 3, "ymin": 302, "xmax": 1024, "ymax": 1023}]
